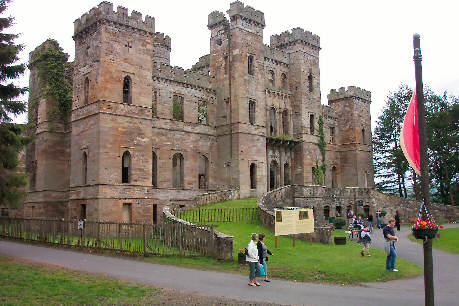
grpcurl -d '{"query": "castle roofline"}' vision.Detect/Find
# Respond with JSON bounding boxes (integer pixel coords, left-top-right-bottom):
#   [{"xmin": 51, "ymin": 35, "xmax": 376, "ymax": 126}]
[
  {"xmin": 227, "ymin": 1, "xmax": 265, "ymax": 27},
  {"xmin": 327, "ymin": 86, "xmax": 371, "ymax": 103},
  {"xmin": 270, "ymin": 27, "xmax": 320, "ymax": 50}
]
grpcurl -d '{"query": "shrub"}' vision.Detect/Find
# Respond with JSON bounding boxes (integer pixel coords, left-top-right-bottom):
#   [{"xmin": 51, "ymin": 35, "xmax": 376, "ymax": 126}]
[
  {"xmin": 381, "ymin": 210, "xmax": 387, "ymax": 217},
  {"xmin": 334, "ymin": 217, "xmax": 346, "ymax": 229}
]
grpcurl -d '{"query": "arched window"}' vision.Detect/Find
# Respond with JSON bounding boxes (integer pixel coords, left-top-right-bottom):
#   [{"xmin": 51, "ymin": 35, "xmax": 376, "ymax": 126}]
[
  {"xmin": 198, "ymin": 155, "xmax": 209, "ymax": 189},
  {"xmin": 84, "ymin": 77, "xmax": 89, "ymax": 105},
  {"xmin": 250, "ymin": 163, "xmax": 257, "ymax": 189},
  {"xmin": 172, "ymin": 153, "xmax": 184, "ymax": 188},
  {"xmin": 331, "ymin": 166, "xmax": 337, "ymax": 188},
  {"xmin": 269, "ymin": 70, "xmax": 275, "ymax": 86},
  {"xmin": 269, "ymin": 107, "xmax": 277, "ymax": 136},
  {"xmin": 122, "ymin": 151, "xmax": 131, "ymax": 183},
  {"xmin": 336, "ymin": 205, "xmax": 342, "ymax": 217},
  {"xmin": 308, "ymin": 72, "xmax": 313, "ymax": 93},
  {"xmin": 123, "ymin": 76, "xmax": 132, "ymax": 104},
  {"xmin": 82, "ymin": 151, "xmax": 88, "ymax": 185},
  {"xmin": 248, "ymin": 55, "xmax": 254, "ymax": 75},
  {"xmin": 152, "ymin": 151, "xmax": 157, "ymax": 188},
  {"xmin": 324, "ymin": 205, "xmax": 330, "ymax": 221},
  {"xmin": 283, "ymin": 163, "xmax": 290, "ymax": 185},
  {"xmin": 310, "ymin": 114, "xmax": 315, "ymax": 134},
  {"xmin": 281, "ymin": 73, "xmax": 287, "ymax": 89},
  {"xmin": 269, "ymin": 160, "xmax": 279, "ymax": 191},
  {"xmin": 282, "ymin": 109, "xmax": 288, "ymax": 135}
]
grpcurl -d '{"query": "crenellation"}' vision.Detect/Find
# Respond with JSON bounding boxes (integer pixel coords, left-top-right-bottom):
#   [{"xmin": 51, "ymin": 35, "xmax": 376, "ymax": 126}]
[
  {"xmin": 264, "ymin": 45, "xmax": 289, "ymax": 65},
  {"xmin": 74, "ymin": 2, "xmax": 155, "ymax": 38},
  {"xmin": 153, "ymin": 62, "xmax": 212, "ymax": 89},
  {"xmin": 270, "ymin": 27, "xmax": 320, "ymax": 49},
  {"xmin": 207, "ymin": 11, "xmax": 228, "ymax": 29},
  {"xmin": 154, "ymin": 32, "xmax": 171, "ymax": 50},
  {"xmin": 327, "ymin": 86, "xmax": 371, "ymax": 103},
  {"xmin": 227, "ymin": 1, "xmax": 265, "ymax": 27}
]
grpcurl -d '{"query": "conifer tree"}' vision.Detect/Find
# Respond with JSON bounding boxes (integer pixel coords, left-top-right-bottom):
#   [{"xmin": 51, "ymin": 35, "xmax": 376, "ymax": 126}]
[{"xmin": 0, "ymin": 0, "xmax": 30, "ymax": 207}]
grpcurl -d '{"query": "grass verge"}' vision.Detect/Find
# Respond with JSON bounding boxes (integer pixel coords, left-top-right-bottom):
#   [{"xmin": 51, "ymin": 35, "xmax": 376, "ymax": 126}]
[{"xmin": 408, "ymin": 227, "xmax": 459, "ymax": 254}]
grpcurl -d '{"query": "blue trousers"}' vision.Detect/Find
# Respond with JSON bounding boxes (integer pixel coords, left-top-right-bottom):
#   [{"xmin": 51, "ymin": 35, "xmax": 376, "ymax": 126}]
[
  {"xmin": 377, "ymin": 219, "xmax": 381, "ymax": 229},
  {"xmin": 386, "ymin": 245, "xmax": 397, "ymax": 270},
  {"xmin": 248, "ymin": 261, "xmax": 260, "ymax": 281},
  {"xmin": 368, "ymin": 221, "xmax": 373, "ymax": 233}
]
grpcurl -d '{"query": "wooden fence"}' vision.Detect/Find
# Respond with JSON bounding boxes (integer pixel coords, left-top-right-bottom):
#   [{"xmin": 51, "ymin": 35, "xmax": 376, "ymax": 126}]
[
  {"xmin": 174, "ymin": 207, "xmax": 259, "ymax": 224},
  {"xmin": 0, "ymin": 217, "xmax": 215, "ymax": 258}
]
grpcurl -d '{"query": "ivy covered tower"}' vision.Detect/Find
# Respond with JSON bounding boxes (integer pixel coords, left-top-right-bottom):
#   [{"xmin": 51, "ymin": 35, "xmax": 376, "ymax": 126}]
[{"xmin": 69, "ymin": 3, "xmax": 155, "ymax": 221}]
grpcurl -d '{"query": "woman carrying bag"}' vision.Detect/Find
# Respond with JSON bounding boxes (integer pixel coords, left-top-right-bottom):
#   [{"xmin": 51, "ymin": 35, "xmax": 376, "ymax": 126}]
[{"xmin": 257, "ymin": 233, "xmax": 274, "ymax": 282}]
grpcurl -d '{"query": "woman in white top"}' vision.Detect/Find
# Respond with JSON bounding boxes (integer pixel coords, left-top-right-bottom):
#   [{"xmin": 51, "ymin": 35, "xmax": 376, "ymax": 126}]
[{"xmin": 246, "ymin": 233, "xmax": 260, "ymax": 286}]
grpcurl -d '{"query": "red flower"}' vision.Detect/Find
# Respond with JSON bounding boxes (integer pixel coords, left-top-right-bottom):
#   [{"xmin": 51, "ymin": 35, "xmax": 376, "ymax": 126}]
[{"xmin": 440, "ymin": 226, "xmax": 444, "ymax": 229}]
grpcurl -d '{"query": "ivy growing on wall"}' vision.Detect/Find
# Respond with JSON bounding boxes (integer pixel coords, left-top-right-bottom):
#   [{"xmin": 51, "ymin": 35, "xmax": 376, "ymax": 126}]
[
  {"xmin": 312, "ymin": 115, "xmax": 327, "ymax": 185},
  {"xmin": 172, "ymin": 97, "xmax": 183, "ymax": 121},
  {"xmin": 32, "ymin": 39, "xmax": 72, "ymax": 120}
]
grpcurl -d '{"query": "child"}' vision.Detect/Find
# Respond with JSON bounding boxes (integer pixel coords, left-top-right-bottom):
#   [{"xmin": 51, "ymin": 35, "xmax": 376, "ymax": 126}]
[{"xmin": 360, "ymin": 225, "xmax": 372, "ymax": 256}]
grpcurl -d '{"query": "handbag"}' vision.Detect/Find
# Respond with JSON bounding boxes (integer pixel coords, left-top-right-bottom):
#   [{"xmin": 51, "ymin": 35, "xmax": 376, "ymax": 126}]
[{"xmin": 258, "ymin": 263, "xmax": 266, "ymax": 277}]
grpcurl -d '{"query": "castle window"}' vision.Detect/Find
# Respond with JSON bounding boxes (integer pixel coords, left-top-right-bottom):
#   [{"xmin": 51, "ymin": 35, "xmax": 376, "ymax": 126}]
[
  {"xmin": 250, "ymin": 163, "xmax": 257, "ymax": 189},
  {"xmin": 284, "ymin": 163, "xmax": 290, "ymax": 185},
  {"xmin": 122, "ymin": 203, "xmax": 132, "ymax": 223},
  {"xmin": 269, "ymin": 107, "xmax": 277, "ymax": 136},
  {"xmin": 281, "ymin": 73, "xmax": 287, "ymax": 90},
  {"xmin": 30, "ymin": 160, "xmax": 37, "ymax": 190},
  {"xmin": 362, "ymin": 128, "xmax": 366, "ymax": 144},
  {"xmin": 172, "ymin": 95, "xmax": 184, "ymax": 121},
  {"xmin": 123, "ymin": 76, "xmax": 132, "ymax": 104},
  {"xmin": 152, "ymin": 90, "xmax": 157, "ymax": 117},
  {"xmin": 82, "ymin": 151, "xmax": 88, "ymax": 185},
  {"xmin": 312, "ymin": 167, "xmax": 316, "ymax": 184},
  {"xmin": 336, "ymin": 205, "xmax": 342, "ymax": 217},
  {"xmin": 248, "ymin": 100, "xmax": 255, "ymax": 125},
  {"xmin": 282, "ymin": 109, "xmax": 288, "ymax": 135},
  {"xmin": 324, "ymin": 205, "xmax": 330, "ymax": 220},
  {"xmin": 330, "ymin": 127, "xmax": 335, "ymax": 144},
  {"xmin": 153, "ymin": 204, "xmax": 158, "ymax": 224},
  {"xmin": 1, "ymin": 208, "xmax": 9, "ymax": 217},
  {"xmin": 122, "ymin": 151, "xmax": 131, "ymax": 184},
  {"xmin": 152, "ymin": 151, "xmax": 157, "ymax": 188},
  {"xmin": 308, "ymin": 72, "xmax": 313, "ymax": 93},
  {"xmin": 248, "ymin": 55, "xmax": 254, "ymax": 75},
  {"xmin": 310, "ymin": 114, "xmax": 315, "ymax": 134},
  {"xmin": 269, "ymin": 70, "xmax": 275, "ymax": 86},
  {"xmin": 198, "ymin": 155, "xmax": 209, "ymax": 189},
  {"xmin": 269, "ymin": 160, "xmax": 279, "ymax": 191},
  {"xmin": 332, "ymin": 166, "xmax": 337, "ymax": 188},
  {"xmin": 84, "ymin": 77, "xmax": 89, "ymax": 105},
  {"xmin": 197, "ymin": 101, "xmax": 208, "ymax": 125},
  {"xmin": 80, "ymin": 204, "xmax": 87, "ymax": 220},
  {"xmin": 172, "ymin": 153, "xmax": 184, "ymax": 188}
]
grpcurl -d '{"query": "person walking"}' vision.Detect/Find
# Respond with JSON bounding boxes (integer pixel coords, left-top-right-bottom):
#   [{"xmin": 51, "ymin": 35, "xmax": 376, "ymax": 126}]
[
  {"xmin": 257, "ymin": 233, "xmax": 274, "ymax": 282},
  {"xmin": 376, "ymin": 209, "xmax": 381, "ymax": 229},
  {"xmin": 360, "ymin": 225, "xmax": 372, "ymax": 256},
  {"xmin": 246, "ymin": 233, "xmax": 261, "ymax": 287},
  {"xmin": 395, "ymin": 210, "xmax": 401, "ymax": 231},
  {"xmin": 368, "ymin": 213, "xmax": 374, "ymax": 233},
  {"xmin": 383, "ymin": 219, "xmax": 399, "ymax": 272}
]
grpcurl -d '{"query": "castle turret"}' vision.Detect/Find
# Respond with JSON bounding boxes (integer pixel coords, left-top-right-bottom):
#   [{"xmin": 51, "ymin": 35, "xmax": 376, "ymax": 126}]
[
  {"xmin": 70, "ymin": 2, "xmax": 154, "ymax": 222},
  {"xmin": 153, "ymin": 32, "xmax": 171, "ymax": 65},
  {"xmin": 328, "ymin": 86, "xmax": 374, "ymax": 188}
]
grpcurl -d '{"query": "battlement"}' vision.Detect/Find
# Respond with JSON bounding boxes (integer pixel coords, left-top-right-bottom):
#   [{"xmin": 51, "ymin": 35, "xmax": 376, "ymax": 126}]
[
  {"xmin": 191, "ymin": 54, "xmax": 210, "ymax": 71},
  {"xmin": 270, "ymin": 28, "xmax": 320, "ymax": 49},
  {"xmin": 154, "ymin": 32, "xmax": 171, "ymax": 50},
  {"xmin": 29, "ymin": 39, "xmax": 69, "ymax": 64},
  {"xmin": 264, "ymin": 45, "xmax": 289, "ymax": 65},
  {"xmin": 208, "ymin": 11, "xmax": 228, "ymax": 29},
  {"xmin": 74, "ymin": 2, "xmax": 155, "ymax": 38},
  {"xmin": 227, "ymin": 1, "xmax": 265, "ymax": 27},
  {"xmin": 327, "ymin": 86, "xmax": 371, "ymax": 103},
  {"xmin": 153, "ymin": 62, "xmax": 212, "ymax": 90}
]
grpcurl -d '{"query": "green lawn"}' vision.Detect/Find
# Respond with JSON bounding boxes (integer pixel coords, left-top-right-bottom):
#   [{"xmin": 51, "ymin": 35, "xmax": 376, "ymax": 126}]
[
  {"xmin": 408, "ymin": 227, "xmax": 459, "ymax": 254},
  {"xmin": 146, "ymin": 198, "xmax": 423, "ymax": 285},
  {"xmin": 0, "ymin": 256, "xmax": 159, "ymax": 305},
  {"xmin": 201, "ymin": 197, "xmax": 258, "ymax": 208}
]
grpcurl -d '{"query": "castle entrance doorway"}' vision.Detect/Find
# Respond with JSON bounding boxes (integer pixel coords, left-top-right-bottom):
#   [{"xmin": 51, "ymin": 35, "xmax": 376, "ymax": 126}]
[{"xmin": 269, "ymin": 160, "xmax": 279, "ymax": 190}]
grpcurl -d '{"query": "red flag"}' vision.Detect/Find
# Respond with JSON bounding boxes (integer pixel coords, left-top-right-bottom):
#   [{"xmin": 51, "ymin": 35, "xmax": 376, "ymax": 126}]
[{"xmin": 400, "ymin": 93, "xmax": 421, "ymax": 175}]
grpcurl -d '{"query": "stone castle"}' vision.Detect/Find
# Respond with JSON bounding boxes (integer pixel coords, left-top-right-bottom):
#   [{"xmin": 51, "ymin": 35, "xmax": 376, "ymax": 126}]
[{"xmin": 20, "ymin": 1, "xmax": 374, "ymax": 223}]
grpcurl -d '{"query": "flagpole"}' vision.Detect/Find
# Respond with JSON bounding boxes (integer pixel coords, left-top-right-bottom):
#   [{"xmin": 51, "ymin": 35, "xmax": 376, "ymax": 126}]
[{"xmin": 413, "ymin": 33, "xmax": 434, "ymax": 306}]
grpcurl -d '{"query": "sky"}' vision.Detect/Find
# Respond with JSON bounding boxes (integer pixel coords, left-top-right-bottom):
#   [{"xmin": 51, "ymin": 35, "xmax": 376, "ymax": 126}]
[{"xmin": 7, "ymin": 0, "xmax": 459, "ymax": 125}]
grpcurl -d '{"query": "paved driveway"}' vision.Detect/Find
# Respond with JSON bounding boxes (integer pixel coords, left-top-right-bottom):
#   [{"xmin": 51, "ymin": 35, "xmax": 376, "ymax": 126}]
[{"xmin": 1, "ymin": 225, "xmax": 458, "ymax": 305}]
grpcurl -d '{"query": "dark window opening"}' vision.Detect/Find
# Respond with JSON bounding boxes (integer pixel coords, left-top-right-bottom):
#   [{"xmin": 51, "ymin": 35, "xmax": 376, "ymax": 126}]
[
  {"xmin": 310, "ymin": 114, "xmax": 315, "ymax": 134},
  {"xmin": 152, "ymin": 90, "xmax": 157, "ymax": 117},
  {"xmin": 172, "ymin": 153, "xmax": 184, "ymax": 188},
  {"xmin": 122, "ymin": 151, "xmax": 131, "ymax": 183},
  {"xmin": 153, "ymin": 204, "xmax": 158, "ymax": 224},
  {"xmin": 282, "ymin": 109, "xmax": 288, "ymax": 135},
  {"xmin": 82, "ymin": 151, "xmax": 88, "ymax": 185},
  {"xmin": 84, "ymin": 77, "xmax": 89, "ymax": 105},
  {"xmin": 284, "ymin": 163, "xmax": 290, "ymax": 185},
  {"xmin": 80, "ymin": 204, "xmax": 87, "ymax": 220},
  {"xmin": 248, "ymin": 55, "xmax": 254, "ymax": 75},
  {"xmin": 308, "ymin": 72, "xmax": 313, "ymax": 93},
  {"xmin": 281, "ymin": 73, "xmax": 287, "ymax": 89},
  {"xmin": 362, "ymin": 128, "xmax": 366, "ymax": 144},
  {"xmin": 332, "ymin": 166, "xmax": 337, "ymax": 188},
  {"xmin": 269, "ymin": 70, "xmax": 275, "ymax": 86},
  {"xmin": 248, "ymin": 100, "xmax": 255, "ymax": 125},
  {"xmin": 336, "ymin": 206, "xmax": 342, "ymax": 217},
  {"xmin": 324, "ymin": 206, "xmax": 330, "ymax": 220},
  {"xmin": 198, "ymin": 155, "xmax": 209, "ymax": 189},
  {"xmin": 1, "ymin": 208, "xmax": 9, "ymax": 217},
  {"xmin": 269, "ymin": 160, "xmax": 278, "ymax": 190},
  {"xmin": 123, "ymin": 76, "xmax": 132, "ymax": 104},
  {"xmin": 330, "ymin": 127, "xmax": 335, "ymax": 144},
  {"xmin": 152, "ymin": 151, "xmax": 157, "ymax": 188},
  {"xmin": 299, "ymin": 210, "xmax": 309, "ymax": 220},
  {"xmin": 276, "ymin": 210, "xmax": 282, "ymax": 222},
  {"xmin": 269, "ymin": 107, "xmax": 277, "ymax": 136},
  {"xmin": 172, "ymin": 95, "xmax": 184, "ymax": 121},
  {"xmin": 250, "ymin": 163, "xmax": 256, "ymax": 189}
]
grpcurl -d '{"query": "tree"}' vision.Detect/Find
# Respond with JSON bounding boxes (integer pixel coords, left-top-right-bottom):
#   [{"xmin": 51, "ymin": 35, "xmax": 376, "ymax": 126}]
[
  {"xmin": 373, "ymin": 84, "xmax": 411, "ymax": 197},
  {"xmin": 0, "ymin": 0, "xmax": 30, "ymax": 207}
]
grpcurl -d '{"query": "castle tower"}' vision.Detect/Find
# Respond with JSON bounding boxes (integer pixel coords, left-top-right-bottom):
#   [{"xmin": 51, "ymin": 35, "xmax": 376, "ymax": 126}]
[
  {"xmin": 70, "ymin": 2, "xmax": 155, "ymax": 221},
  {"xmin": 153, "ymin": 33, "xmax": 171, "ymax": 65},
  {"xmin": 328, "ymin": 86, "xmax": 374, "ymax": 188},
  {"xmin": 270, "ymin": 28, "xmax": 321, "ymax": 185},
  {"xmin": 24, "ymin": 40, "xmax": 71, "ymax": 218},
  {"xmin": 209, "ymin": 1, "xmax": 267, "ymax": 197}
]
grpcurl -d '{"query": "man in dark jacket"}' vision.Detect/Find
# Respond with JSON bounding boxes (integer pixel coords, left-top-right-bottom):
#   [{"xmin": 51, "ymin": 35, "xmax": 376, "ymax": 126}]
[{"xmin": 383, "ymin": 219, "xmax": 399, "ymax": 272}]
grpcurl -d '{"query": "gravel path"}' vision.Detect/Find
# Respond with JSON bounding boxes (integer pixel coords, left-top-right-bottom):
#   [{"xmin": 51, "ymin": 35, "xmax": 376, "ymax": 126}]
[{"xmin": 1, "ymin": 225, "xmax": 458, "ymax": 305}]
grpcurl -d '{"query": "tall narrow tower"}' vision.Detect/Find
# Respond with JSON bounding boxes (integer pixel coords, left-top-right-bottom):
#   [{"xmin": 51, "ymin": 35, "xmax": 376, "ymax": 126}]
[{"xmin": 70, "ymin": 3, "xmax": 154, "ymax": 221}]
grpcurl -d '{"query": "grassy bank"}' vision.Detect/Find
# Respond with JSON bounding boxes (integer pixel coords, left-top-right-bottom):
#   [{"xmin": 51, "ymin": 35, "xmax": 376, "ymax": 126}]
[{"xmin": 408, "ymin": 227, "xmax": 459, "ymax": 254}]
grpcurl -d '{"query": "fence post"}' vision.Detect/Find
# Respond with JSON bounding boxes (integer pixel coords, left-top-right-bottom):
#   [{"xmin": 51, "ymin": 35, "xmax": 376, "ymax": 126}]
[{"xmin": 142, "ymin": 223, "xmax": 146, "ymax": 255}]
